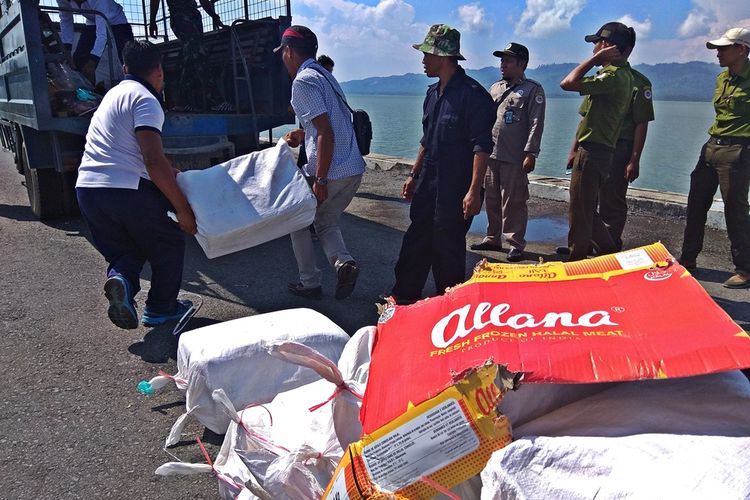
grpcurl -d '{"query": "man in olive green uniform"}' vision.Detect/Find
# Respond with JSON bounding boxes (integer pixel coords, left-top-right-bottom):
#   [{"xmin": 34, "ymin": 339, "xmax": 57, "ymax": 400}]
[
  {"xmin": 470, "ymin": 42, "xmax": 545, "ymax": 262},
  {"xmin": 559, "ymin": 22, "xmax": 634, "ymax": 261},
  {"xmin": 679, "ymin": 28, "xmax": 750, "ymax": 288},
  {"xmin": 599, "ymin": 27, "xmax": 654, "ymax": 250}
]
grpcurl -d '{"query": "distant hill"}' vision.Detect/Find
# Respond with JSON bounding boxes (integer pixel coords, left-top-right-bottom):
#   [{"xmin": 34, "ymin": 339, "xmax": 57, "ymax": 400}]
[{"xmin": 340, "ymin": 61, "xmax": 721, "ymax": 101}]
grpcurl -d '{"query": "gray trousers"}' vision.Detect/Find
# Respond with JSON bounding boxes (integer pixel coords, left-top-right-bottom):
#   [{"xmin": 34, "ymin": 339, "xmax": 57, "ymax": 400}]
[
  {"xmin": 290, "ymin": 174, "xmax": 362, "ymax": 288},
  {"xmin": 481, "ymin": 158, "xmax": 529, "ymax": 251}
]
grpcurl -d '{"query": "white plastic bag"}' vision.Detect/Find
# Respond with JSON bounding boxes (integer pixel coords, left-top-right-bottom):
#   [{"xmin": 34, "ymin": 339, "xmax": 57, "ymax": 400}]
[
  {"xmin": 141, "ymin": 309, "xmax": 349, "ymax": 441},
  {"xmin": 177, "ymin": 138, "xmax": 316, "ymax": 259}
]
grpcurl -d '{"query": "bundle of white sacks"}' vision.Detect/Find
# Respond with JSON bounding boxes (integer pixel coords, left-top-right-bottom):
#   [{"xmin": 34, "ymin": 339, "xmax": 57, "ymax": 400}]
[{"xmin": 144, "ymin": 307, "xmax": 750, "ymax": 499}]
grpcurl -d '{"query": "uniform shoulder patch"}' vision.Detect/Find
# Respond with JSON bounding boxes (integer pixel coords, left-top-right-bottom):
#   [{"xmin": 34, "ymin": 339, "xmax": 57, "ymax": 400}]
[
  {"xmin": 535, "ymin": 94, "xmax": 544, "ymax": 104},
  {"xmin": 643, "ymin": 88, "xmax": 652, "ymax": 100}
]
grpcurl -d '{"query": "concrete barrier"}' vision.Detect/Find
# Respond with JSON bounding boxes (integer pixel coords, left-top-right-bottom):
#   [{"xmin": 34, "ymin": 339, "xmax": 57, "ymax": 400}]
[{"xmin": 363, "ymin": 154, "xmax": 727, "ymax": 231}]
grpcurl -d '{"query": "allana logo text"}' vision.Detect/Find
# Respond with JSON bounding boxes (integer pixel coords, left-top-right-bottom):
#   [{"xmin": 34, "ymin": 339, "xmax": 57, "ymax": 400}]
[{"xmin": 431, "ymin": 302, "xmax": 619, "ymax": 348}]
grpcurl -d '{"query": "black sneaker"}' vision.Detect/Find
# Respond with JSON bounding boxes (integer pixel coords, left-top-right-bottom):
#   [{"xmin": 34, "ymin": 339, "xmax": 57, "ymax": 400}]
[
  {"xmin": 104, "ymin": 275, "xmax": 138, "ymax": 329},
  {"xmin": 470, "ymin": 241, "xmax": 504, "ymax": 251},
  {"xmin": 677, "ymin": 257, "xmax": 697, "ymax": 270},
  {"xmin": 507, "ymin": 248, "xmax": 524, "ymax": 262},
  {"xmin": 287, "ymin": 282, "xmax": 323, "ymax": 299},
  {"xmin": 335, "ymin": 261, "xmax": 359, "ymax": 300},
  {"xmin": 555, "ymin": 246, "xmax": 571, "ymax": 255},
  {"xmin": 378, "ymin": 293, "xmax": 418, "ymax": 306}
]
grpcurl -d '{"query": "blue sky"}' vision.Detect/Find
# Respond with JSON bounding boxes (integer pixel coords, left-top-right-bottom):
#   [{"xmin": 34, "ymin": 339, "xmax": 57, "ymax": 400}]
[{"xmin": 291, "ymin": 0, "xmax": 750, "ymax": 81}]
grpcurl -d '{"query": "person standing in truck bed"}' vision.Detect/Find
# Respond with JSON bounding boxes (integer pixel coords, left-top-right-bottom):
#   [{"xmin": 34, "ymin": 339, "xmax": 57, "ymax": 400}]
[
  {"xmin": 148, "ymin": 0, "xmax": 229, "ymax": 112},
  {"xmin": 57, "ymin": 0, "xmax": 134, "ymax": 84}
]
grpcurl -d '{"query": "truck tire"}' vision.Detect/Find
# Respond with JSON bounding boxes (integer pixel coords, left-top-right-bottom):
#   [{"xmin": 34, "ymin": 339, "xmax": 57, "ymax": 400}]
[
  {"xmin": 22, "ymin": 144, "xmax": 65, "ymax": 220},
  {"xmin": 13, "ymin": 126, "xmax": 23, "ymax": 175}
]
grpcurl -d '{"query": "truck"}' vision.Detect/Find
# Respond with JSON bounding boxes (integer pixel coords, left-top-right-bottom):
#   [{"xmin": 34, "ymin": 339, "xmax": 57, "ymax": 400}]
[{"xmin": 0, "ymin": 0, "xmax": 294, "ymax": 219}]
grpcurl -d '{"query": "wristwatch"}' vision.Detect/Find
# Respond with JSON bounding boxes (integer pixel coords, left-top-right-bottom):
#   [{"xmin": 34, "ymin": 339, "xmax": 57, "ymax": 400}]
[
  {"xmin": 315, "ymin": 176, "xmax": 329, "ymax": 185},
  {"xmin": 408, "ymin": 171, "xmax": 420, "ymax": 179}
]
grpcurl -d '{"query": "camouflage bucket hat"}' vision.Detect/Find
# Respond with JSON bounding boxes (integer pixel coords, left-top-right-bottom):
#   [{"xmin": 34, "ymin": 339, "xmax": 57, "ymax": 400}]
[{"xmin": 412, "ymin": 24, "xmax": 466, "ymax": 60}]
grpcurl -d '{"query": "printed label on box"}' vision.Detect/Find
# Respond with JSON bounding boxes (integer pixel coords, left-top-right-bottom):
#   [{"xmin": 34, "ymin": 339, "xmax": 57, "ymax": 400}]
[
  {"xmin": 362, "ymin": 398, "xmax": 480, "ymax": 492},
  {"xmin": 615, "ymin": 248, "xmax": 654, "ymax": 270}
]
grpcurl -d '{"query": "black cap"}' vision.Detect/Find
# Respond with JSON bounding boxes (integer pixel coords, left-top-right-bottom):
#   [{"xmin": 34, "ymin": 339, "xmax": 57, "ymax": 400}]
[
  {"xmin": 493, "ymin": 42, "xmax": 529, "ymax": 61},
  {"xmin": 273, "ymin": 25, "xmax": 318, "ymax": 54},
  {"xmin": 584, "ymin": 22, "xmax": 632, "ymax": 48}
]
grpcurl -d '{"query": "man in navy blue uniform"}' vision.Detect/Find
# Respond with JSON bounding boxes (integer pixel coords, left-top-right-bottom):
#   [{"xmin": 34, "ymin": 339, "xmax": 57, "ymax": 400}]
[{"xmin": 388, "ymin": 24, "xmax": 495, "ymax": 304}]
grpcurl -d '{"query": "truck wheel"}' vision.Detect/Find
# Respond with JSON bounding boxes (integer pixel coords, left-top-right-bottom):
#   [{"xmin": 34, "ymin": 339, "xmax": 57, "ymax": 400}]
[
  {"xmin": 61, "ymin": 171, "xmax": 80, "ymax": 217},
  {"xmin": 22, "ymin": 144, "xmax": 65, "ymax": 220},
  {"xmin": 13, "ymin": 126, "xmax": 23, "ymax": 175}
]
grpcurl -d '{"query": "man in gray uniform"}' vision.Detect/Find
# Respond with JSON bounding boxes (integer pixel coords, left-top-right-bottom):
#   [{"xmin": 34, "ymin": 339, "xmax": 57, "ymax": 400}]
[{"xmin": 470, "ymin": 43, "xmax": 545, "ymax": 262}]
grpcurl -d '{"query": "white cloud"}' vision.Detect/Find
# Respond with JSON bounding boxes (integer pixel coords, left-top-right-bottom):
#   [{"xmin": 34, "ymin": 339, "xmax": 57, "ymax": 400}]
[
  {"xmin": 677, "ymin": 0, "xmax": 750, "ymax": 38},
  {"xmin": 292, "ymin": 0, "xmax": 429, "ymax": 80},
  {"xmin": 457, "ymin": 2, "xmax": 493, "ymax": 33},
  {"xmin": 618, "ymin": 14, "xmax": 651, "ymax": 38},
  {"xmin": 515, "ymin": 0, "xmax": 587, "ymax": 38}
]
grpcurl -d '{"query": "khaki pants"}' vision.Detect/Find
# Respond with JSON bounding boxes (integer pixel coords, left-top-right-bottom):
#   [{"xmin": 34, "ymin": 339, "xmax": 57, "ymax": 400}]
[
  {"xmin": 568, "ymin": 142, "xmax": 618, "ymax": 261},
  {"xmin": 599, "ymin": 139, "xmax": 633, "ymax": 251},
  {"xmin": 481, "ymin": 158, "xmax": 529, "ymax": 251},
  {"xmin": 681, "ymin": 140, "xmax": 750, "ymax": 274},
  {"xmin": 290, "ymin": 174, "xmax": 362, "ymax": 288}
]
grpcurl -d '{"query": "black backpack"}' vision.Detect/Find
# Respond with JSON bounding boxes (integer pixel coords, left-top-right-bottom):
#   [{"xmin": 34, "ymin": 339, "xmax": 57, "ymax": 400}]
[{"xmin": 312, "ymin": 67, "xmax": 373, "ymax": 156}]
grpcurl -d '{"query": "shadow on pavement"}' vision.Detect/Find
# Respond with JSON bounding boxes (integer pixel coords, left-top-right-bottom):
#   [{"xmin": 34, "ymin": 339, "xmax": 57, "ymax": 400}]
[{"xmin": 0, "ymin": 203, "xmax": 37, "ymax": 221}]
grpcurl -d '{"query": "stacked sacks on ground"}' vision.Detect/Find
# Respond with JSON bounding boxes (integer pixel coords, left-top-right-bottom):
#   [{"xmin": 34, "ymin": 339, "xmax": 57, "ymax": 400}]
[
  {"xmin": 137, "ymin": 308, "xmax": 351, "ymax": 446},
  {"xmin": 155, "ymin": 325, "xmax": 376, "ymax": 498},
  {"xmin": 481, "ymin": 371, "xmax": 750, "ymax": 499}
]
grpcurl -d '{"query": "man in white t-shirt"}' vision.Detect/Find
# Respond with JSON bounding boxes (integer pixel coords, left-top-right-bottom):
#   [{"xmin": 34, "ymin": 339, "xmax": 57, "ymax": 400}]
[{"xmin": 76, "ymin": 40, "xmax": 197, "ymax": 330}]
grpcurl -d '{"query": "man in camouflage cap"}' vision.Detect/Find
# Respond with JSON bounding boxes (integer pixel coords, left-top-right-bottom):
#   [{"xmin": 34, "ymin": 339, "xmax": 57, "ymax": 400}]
[
  {"xmin": 386, "ymin": 24, "xmax": 495, "ymax": 304},
  {"xmin": 412, "ymin": 23, "xmax": 466, "ymax": 60}
]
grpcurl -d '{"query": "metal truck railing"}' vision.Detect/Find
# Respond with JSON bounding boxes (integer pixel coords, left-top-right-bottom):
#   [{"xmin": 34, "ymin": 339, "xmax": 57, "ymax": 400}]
[{"xmin": 0, "ymin": 0, "xmax": 294, "ymax": 219}]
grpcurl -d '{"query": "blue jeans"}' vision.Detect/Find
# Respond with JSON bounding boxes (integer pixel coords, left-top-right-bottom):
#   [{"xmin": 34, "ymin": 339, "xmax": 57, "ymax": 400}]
[{"xmin": 76, "ymin": 179, "xmax": 185, "ymax": 314}]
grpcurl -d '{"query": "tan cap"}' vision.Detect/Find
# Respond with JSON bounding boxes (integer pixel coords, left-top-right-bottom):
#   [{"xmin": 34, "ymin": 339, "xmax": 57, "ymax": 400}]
[{"xmin": 706, "ymin": 27, "xmax": 750, "ymax": 49}]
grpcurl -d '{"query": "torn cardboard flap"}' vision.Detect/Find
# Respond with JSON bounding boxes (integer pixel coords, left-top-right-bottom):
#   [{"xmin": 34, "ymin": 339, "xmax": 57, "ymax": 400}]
[{"xmin": 323, "ymin": 363, "xmax": 515, "ymax": 499}]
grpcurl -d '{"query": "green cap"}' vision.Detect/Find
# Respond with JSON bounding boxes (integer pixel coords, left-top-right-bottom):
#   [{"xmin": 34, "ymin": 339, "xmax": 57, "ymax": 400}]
[{"xmin": 412, "ymin": 24, "xmax": 466, "ymax": 60}]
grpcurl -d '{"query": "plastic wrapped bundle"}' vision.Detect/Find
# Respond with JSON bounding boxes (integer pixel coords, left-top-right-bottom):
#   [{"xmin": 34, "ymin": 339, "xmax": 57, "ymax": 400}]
[{"xmin": 176, "ymin": 139, "xmax": 317, "ymax": 259}]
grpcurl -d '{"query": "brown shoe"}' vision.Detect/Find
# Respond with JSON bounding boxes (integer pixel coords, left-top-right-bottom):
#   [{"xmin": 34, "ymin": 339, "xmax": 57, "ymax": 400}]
[{"xmin": 723, "ymin": 273, "xmax": 750, "ymax": 289}]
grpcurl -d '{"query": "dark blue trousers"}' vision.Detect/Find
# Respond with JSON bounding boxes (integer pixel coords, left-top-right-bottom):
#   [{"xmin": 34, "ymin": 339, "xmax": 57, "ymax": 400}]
[
  {"xmin": 76, "ymin": 179, "xmax": 185, "ymax": 314},
  {"xmin": 392, "ymin": 179, "xmax": 473, "ymax": 300}
]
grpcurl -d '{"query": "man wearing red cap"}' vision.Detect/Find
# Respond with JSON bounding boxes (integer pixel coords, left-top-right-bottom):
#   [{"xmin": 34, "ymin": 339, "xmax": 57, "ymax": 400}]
[{"xmin": 275, "ymin": 26, "xmax": 365, "ymax": 300}]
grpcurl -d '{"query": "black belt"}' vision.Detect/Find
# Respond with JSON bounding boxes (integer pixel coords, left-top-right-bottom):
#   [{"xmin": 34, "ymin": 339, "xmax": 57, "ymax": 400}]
[
  {"xmin": 578, "ymin": 141, "xmax": 614, "ymax": 152},
  {"xmin": 709, "ymin": 136, "xmax": 750, "ymax": 146}
]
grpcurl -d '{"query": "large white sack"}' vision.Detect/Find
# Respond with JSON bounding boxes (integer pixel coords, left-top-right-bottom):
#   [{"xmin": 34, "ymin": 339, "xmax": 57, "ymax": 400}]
[
  {"xmin": 513, "ymin": 370, "xmax": 750, "ymax": 438},
  {"xmin": 481, "ymin": 371, "xmax": 750, "ymax": 500},
  {"xmin": 177, "ymin": 138, "xmax": 316, "ymax": 259},
  {"xmin": 143, "ymin": 308, "xmax": 349, "ymax": 439},
  {"xmin": 499, "ymin": 382, "xmax": 614, "ymax": 429},
  {"xmin": 481, "ymin": 434, "xmax": 750, "ymax": 500},
  {"xmin": 155, "ymin": 328, "xmax": 377, "ymax": 499}
]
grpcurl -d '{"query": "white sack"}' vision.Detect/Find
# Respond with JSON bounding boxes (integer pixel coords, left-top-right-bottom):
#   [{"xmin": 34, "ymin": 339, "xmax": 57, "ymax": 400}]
[
  {"xmin": 482, "ymin": 371, "xmax": 750, "ymax": 500},
  {"xmin": 499, "ymin": 382, "xmax": 614, "ymax": 429},
  {"xmin": 481, "ymin": 434, "xmax": 750, "ymax": 500},
  {"xmin": 514, "ymin": 371, "xmax": 750, "ymax": 438},
  {"xmin": 145, "ymin": 309, "xmax": 349, "ymax": 438},
  {"xmin": 177, "ymin": 138, "xmax": 316, "ymax": 259}
]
